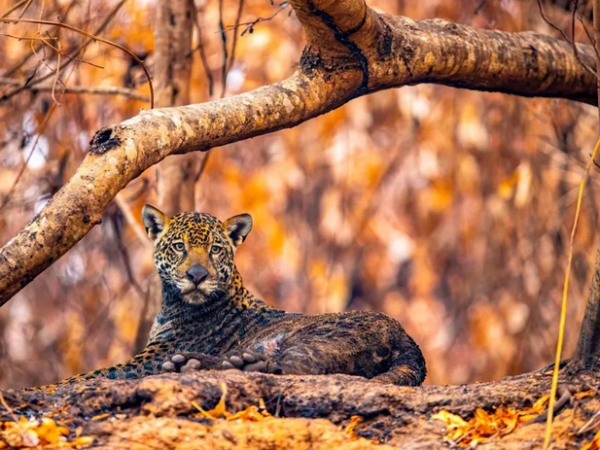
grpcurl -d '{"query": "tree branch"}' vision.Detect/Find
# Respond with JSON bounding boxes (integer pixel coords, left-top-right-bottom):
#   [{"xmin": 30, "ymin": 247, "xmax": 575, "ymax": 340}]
[
  {"xmin": 0, "ymin": 0, "xmax": 599, "ymax": 304},
  {"xmin": 0, "ymin": 78, "xmax": 149, "ymax": 101}
]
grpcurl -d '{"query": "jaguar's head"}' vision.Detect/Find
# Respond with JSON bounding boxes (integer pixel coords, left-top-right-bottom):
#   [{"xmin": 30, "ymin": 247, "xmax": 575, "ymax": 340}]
[{"xmin": 142, "ymin": 205, "xmax": 252, "ymax": 305}]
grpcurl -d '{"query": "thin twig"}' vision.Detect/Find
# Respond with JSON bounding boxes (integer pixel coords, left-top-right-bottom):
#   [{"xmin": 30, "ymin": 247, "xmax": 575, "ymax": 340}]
[
  {"xmin": 194, "ymin": 150, "xmax": 211, "ymax": 182},
  {"xmin": 112, "ymin": 214, "xmax": 145, "ymax": 300},
  {"xmin": 0, "ymin": 0, "xmax": 129, "ymax": 103},
  {"xmin": 0, "ymin": 102, "xmax": 58, "ymax": 212},
  {"xmin": 227, "ymin": 0, "xmax": 244, "ymax": 73},
  {"xmin": 537, "ymin": 0, "xmax": 597, "ymax": 76},
  {"xmin": 17, "ymin": 0, "xmax": 34, "ymax": 19},
  {"xmin": 224, "ymin": 2, "xmax": 289, "ymax": 36},
  {"xmin": 572, "ymin": 0, "xmax": 597, "ymax": 75},
  {"xmin": 189, "ymin": 0, "xmax": 213, "ymax": 97},
  {"xmin": 29, "ymin": 32, "xmax": 67, "ymax": 91},
  {"xmin": 0, "ymin": 16, "xmax": 154, "ymax": 107},
  {"xmin": 578, "ymin": 409, "xmax": 600, "ymax": 434},
  {"xmin": 0, "ymin": 77, "xmax": 149, "ymax": 100},
  {"xmin": 0, "ymin": 392, "xmax": 18, "ymax": 422},
  {"xmin": 37, "ymin": 31, "xmax": 105, "ymax": 68},
  {"xmin": 3, "ymin": 0, "xmax": 78, "ymax": 77},
  {"xmin": 113, "ymin": 194, "xmax": 153, "ymax": 250},
  {"xmin": 195, "ymin": 0, "xmax": 244, "ymax": 185},
  {"xmin": 218, "ymin": 0, "xmax": 228, "ymax": 97},
  {"xmin": 51, "ymin": 39, "xmax": 61, "ymax": 104},
  {"xmin": 0, "ymin": 0, "xmax": 28, "ymax": 19},
  {"xmin": 474, "ymin": 0, "xmax": 487, "ymax": 15},
  {"xmin": 530, "ymin": 386, "xmax": 572, "ymax": 424}
]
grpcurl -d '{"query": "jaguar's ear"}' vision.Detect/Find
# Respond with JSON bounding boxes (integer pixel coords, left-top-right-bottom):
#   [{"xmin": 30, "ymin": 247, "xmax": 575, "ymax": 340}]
[
  {"xmin": 142, "ymin": 204, "xmax": 170, "ymax": 242},
  {"xmin": 223, "ymin": 214, "xmax": 252, "ymax": 249}
]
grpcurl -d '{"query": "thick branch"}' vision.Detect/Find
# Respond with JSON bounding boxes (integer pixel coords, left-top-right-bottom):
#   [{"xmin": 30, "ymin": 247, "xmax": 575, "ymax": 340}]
[
  {"xmin": 377, "ymin": 15, "xmax": 597, "ymax": 104},
  {"xmin": 0, "ymin": 71, "xmax": 357, "ymax": 303},
  {"xmin": 0, "ymin": 0, "xmax": 599, "ymax": 303}
]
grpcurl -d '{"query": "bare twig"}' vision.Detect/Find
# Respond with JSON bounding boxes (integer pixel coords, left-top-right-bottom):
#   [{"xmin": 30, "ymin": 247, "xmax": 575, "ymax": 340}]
[
  {"xmin": 538, "ymin": 0, "xmax": 597, "ymax": 76},
  {"xmin": 3, "ymin": 0, "xmax": 78, "ymax": 77},
  {"xmin": 189, "ymin": 0, "xmax": 213, "ymax": 97},
  {"xmin": 0, "ymin": 77, "xmax": 149, "ymax": 101},
  {"xmin": 529, "ymin": 386, "xmax": 572, "ymax": 424},
  {"xmin": 578, "ymin": 409, "xmax": 600, "ymax": 434},
  {"xmin": 224, "ymin": 2, "xmax": 290, "ymax": 36},
  {"xmin": 194, "ymin": 150, "xmax": 211, "ymax": 182},
  {"xmin": 113, "ymin": 195, "xmax": 153, "ymax": 251},
  {"xmin": 112, "ymin": 213, "xmax": 145, "ymax": 300},
  {"xmin": 227, "ymin": 0, "xmax": 245, "ymax": 73},
  {"xmin": 474, "ymin": 0, "xmax": 487, "ymax": 15},
  {"xmin": 572, "ymin": 0, "xmax": 598, "ymax": 75},
  {"xmin": 0, "ymin": 102, "xmax": 58, "ymax": 212},
  {"xmin": 51, "ymin": 39, "xmax": 61, "ymax": 104},
  {"xmin": 0, "ymin": 0, "xmax": 28, "ymax": 19},
  {"xmin": 0, "ymin": 0, "xmax": 129, "ymax": 103},
  {"xmin": 18, "ymin": 0, "xmax": 34, "ymax": 19},
  {"xmin": 218, "ymin": 0, "xmax": 228, "ymax": 97},
  {"xmin": 28, "ymin": 35, "xmax": 67, "ymax": 94},
  {"xmin": 0, "ymin": 392, "xmax": 18, "ymax": 422},
  {"xmin": 0, "ymin": 16, "xmax": 154, "ymax": 108}
]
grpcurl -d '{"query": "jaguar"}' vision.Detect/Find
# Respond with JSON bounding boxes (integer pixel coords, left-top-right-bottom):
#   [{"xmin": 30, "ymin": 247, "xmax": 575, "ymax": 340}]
[{"xmin": 25, "ymin": 206, "xmax": 427, "ymax": 387}]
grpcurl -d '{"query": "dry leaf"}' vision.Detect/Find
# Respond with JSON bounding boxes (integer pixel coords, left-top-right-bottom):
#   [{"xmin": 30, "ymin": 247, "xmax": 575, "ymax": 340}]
[{"xmin": 432, "ymin": 395, "xmax": 548, "ymax": 447}]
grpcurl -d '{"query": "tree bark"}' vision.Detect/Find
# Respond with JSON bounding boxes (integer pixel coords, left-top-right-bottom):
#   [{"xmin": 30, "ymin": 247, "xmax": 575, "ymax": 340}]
[
  {"xmin": 132, "ymin": 0, "xmax": 197, "ymax": 354},
  {"xmin": 2, "ymin": 365, "xmax": 598, "ymax": 449},
  {"xmin": 570, "ymin": 252, "xmax": 600, "ymax": 371},
  {"xmin": 154, "ymin": 0, "xmax": 197, "ymax": 216},
  {"xmin": 0, "ymin": 0, "xmax": 598, "ymax": 304}
]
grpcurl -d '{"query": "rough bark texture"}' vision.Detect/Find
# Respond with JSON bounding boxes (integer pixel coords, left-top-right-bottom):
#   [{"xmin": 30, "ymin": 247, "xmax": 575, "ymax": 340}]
[
  {"xmin": 154, "ymin": 0, "xmax": 198, "ymax": 216},
  {"xmin": 571, "ymin": 249, "xmax": 600, "ymax": 369},
  {"xmin": 0, "ymin": 0, "xmax": 598, "ymax": 303},
  {"xmin": 2, "ymin": 365, "xmax": 599, "ymax": 449},
  {"xmin": 133, "ymin": 0, "xmax": 197, "ymax": 355}
]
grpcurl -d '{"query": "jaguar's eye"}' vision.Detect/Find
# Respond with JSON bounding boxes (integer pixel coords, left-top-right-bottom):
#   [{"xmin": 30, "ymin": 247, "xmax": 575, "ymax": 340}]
[
  {"xmin": 174, "ymin": 242, "xmax": 185, "ymax": 252},
  {"xmin": 210, "ymin": 245, "xmax": 221, "ymax": 254}
]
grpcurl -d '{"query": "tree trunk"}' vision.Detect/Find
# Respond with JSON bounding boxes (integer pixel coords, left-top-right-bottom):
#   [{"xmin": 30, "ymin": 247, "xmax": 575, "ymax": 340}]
[
  {"xmin": 134, "ymin": 0, "xmax": 197, "ymax": 353},
  {"xmin": 154, "ymin": 0, "xmax": 197, "ymax": 217},
  {"xmin": 568, "ymin": 0, "xmax": 600, "ymax": 372}
]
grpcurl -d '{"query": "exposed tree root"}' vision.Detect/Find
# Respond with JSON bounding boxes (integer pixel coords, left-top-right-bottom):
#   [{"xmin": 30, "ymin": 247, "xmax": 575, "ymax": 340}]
[{"xmin": 2, "ymin": 364, "xmax": 600, "ymax": 449}]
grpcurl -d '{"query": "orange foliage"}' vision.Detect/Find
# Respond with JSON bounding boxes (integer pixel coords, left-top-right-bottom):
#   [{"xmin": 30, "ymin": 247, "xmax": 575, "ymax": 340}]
[
  {"xmin": 0, "ymin": 416, "xmax": 93, "ymax": 449},
  {"xmin": 432, "ymin": 395, "xmax": 549, "ymax": 447}
]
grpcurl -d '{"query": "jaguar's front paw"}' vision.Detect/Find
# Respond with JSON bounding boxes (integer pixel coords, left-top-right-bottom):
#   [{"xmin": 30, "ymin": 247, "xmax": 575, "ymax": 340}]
[
  {"xmin": 222, "ymin": 350, "xmax": 282, "ymax": 374},
  {"xmin": 161, "ymin": 353, "xmax": 206, "ymax": 373}
]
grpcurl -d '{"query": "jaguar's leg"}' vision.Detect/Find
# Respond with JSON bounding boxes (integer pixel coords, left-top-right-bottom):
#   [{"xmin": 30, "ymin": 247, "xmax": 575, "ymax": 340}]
[
  {"xmin": 370, "ymin": 353, "xmax": 427, "ymax": 386},
  {"xmin": 258, "ymin": 312, "xmax": 427, "ymax": 386}
]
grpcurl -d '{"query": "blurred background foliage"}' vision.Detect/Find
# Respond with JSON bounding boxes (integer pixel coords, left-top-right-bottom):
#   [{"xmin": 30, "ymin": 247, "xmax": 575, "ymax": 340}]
[{"xmin": 0, "ymin": 0, "xmax": 599, "ymax": 388}]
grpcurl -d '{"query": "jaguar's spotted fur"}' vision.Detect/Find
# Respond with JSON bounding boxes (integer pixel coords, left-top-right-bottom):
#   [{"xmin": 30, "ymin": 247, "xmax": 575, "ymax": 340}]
[{"xmin": 28, "ymin": 206, "xmax": 426, "ymax": 388}]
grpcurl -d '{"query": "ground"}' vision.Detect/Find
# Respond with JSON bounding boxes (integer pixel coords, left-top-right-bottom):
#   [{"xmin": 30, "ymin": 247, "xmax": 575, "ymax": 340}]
[{"xmin": 1, "ymin": 365, "xmax": 600, "ymax": 449}]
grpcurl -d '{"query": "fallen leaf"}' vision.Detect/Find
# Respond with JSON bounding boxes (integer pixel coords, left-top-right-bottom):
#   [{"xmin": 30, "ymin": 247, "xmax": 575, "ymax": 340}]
[{"xmin": 432, "ymin": 395, "xmax": 549, "ymax": 447}]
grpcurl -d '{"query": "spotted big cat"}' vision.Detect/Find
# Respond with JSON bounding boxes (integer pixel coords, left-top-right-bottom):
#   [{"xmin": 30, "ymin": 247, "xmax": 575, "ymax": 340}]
[{"xmin": 38, "ymin": 206, "xmax": 426, "ymax": 387}]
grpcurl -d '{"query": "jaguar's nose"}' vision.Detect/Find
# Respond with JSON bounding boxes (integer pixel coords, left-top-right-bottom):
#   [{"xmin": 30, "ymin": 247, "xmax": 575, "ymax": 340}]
[{"xmin": 185, "ymin": 265, "xmax": 209, "ymax": 285}]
